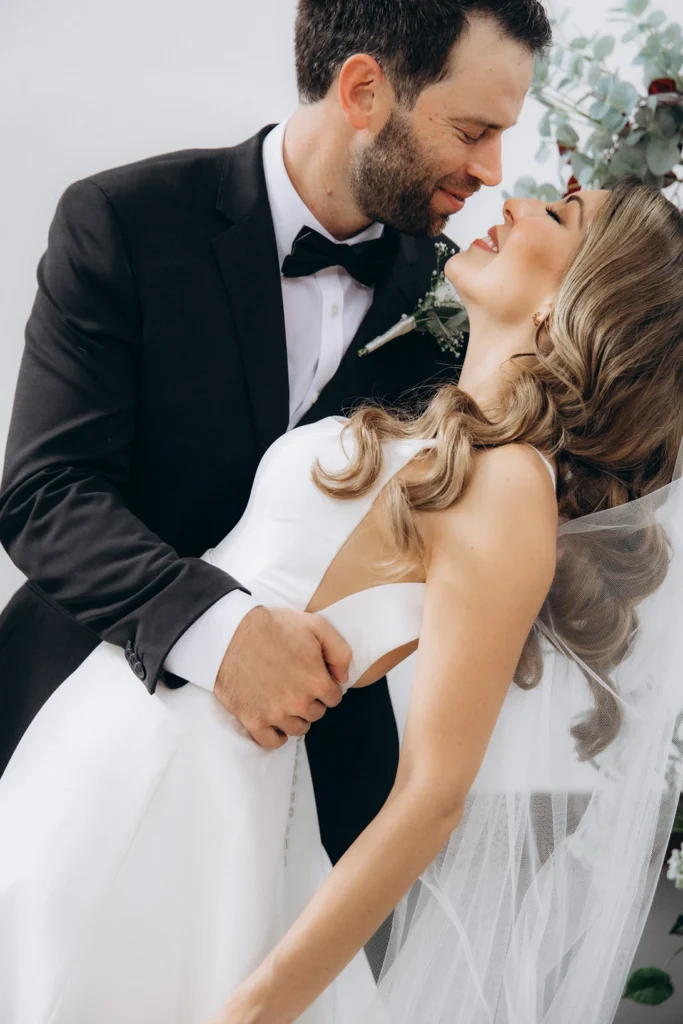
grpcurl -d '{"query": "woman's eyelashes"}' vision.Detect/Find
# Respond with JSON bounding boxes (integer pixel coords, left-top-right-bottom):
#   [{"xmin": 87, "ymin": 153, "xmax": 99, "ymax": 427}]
[{"xmin": 545, "ymin": 205, "xmax": 562, "ymax": 225}]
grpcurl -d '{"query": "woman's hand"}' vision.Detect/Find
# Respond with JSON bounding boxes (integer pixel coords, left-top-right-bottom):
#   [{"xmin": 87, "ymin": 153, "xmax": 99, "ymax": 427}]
[{"xmin": 204, "ymin": 976, "xmax": 295, "ymax": 1024}]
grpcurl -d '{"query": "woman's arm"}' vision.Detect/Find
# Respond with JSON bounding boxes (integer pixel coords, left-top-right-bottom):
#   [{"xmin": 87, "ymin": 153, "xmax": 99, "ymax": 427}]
[{"xmin": 216, "ymin": 443, "xmax": 558, "ymax": 1024}]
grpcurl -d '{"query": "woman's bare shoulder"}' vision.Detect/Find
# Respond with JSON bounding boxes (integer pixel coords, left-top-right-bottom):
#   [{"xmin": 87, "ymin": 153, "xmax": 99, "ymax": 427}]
[{"xmin": 419, "ymin": 442, "xmax": 558, "ymax": 586}]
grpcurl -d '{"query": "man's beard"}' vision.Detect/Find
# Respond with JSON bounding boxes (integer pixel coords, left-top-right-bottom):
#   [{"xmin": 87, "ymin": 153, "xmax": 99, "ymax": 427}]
[{"xmin": 349, "ymin": 108, "xmax": 472, "ymax": 237}]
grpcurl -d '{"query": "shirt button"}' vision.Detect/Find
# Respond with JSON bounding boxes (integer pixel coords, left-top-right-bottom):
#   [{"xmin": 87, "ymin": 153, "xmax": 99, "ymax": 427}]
[
  {"xmin": 331, "ymin": 304, "xmax": 340, "ymax": 318},
  {"xmin": 310, "ymin": 391, "xmax": 319, "ymax": 404}
]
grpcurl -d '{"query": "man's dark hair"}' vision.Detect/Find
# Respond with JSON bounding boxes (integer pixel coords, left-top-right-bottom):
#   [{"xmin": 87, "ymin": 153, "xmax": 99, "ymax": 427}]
[{"xmin": 295, "ymin": 0, "xmax": 552, "ymax": 106}]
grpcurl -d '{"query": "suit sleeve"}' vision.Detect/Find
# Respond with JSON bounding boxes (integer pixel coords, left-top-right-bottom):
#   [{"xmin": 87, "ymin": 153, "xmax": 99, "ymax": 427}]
[{"xmin": 0, "ymin": 177, "xmax": 248, "ymax": 693}]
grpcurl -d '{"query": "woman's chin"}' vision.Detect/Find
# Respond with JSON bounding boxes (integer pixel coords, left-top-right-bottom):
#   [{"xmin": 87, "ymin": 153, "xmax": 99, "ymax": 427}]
[{"xmin": 444, "ymin": 253, "xmax": 471, "ymax": 297}]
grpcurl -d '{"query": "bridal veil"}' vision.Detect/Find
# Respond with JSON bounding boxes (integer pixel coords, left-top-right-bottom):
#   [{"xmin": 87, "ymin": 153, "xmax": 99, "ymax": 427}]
[{"xmin": 356, "ymin": 443, "xmax": 683, "ymax": 1023}]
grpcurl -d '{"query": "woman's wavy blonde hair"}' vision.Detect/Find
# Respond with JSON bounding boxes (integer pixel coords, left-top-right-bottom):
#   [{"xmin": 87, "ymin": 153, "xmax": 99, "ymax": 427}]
[{"xmin": 314, "ymin": 175, "xmax": 683, "ymax": 760}]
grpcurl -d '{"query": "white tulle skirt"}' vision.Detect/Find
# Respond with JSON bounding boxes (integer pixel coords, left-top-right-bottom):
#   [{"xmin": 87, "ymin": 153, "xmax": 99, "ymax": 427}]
[{"xmin": 0, "ymin": 641, "xmax": 377, "ymax": 1024}]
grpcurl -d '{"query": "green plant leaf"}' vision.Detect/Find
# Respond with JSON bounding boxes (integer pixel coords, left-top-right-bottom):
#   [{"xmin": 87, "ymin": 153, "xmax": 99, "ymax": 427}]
[
  {"xmin": 537, "ymin": 183, "xmax": 564, "ymax": 202},
  {"xmin": 625, "ymin": 0, "xmax": 649, "ymax": 14},
  {"xmin": 661, "ymin": 24, "xmax": 682, "ymax": 46},
  {"xmin": 587, "ymin": 61, "xmax": 602, "ymax": 87},
  {"xmin": 610, "ymin": 81, "xmax": 640, "ymax": 110},
  {"xmin": 590, "ymin": 99, "xmax": 613, "ymax": 121},
  {"xmin": 594, "ymin": 35, "xmax": 616, "ymax": 59},
  {"xmin": 570, "ymin": 36, "xmax": 590, "ymax": 50},
  {"xmin": 622, "ymin": 967, "xmax": 674, "ymax": 1004},
  {"xmin": 647, "ymin": 9, "xmax": 667, "ymax": 27},
  {"xmin": 646, "ymin": 136, "xmax": 682, "ymax": 174},
  {"xmin": 670, "ymin": 915, "xmax": 683, "ymax": 936},
  {"xmin": 570, "ymin": 54, "xmax": 585, "ymax": 78},
  {"xmin": 536, "ymin": 141, "xmax": 550, "ymax": 163},
  {"xmin": 512, "ymin": 175, "xmax": 543, "ymax": 197},
  {"xmin": 556, "ymin": 123, "xmax": 580, "ymax": 146},
  {"xmin": 621, "ymin": 25, "xmax": 641, "ymax": 43}
]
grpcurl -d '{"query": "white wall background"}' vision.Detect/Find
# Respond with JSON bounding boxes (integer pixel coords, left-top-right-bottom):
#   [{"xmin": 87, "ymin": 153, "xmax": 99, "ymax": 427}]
[{"xmin": 0, "ymin": 0, "xmax": 680, "ymax": 612}]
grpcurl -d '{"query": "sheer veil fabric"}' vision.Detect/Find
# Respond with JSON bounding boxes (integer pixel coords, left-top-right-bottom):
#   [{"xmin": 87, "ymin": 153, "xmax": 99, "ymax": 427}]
[{"xmin": 350, "ymin": 444, "xmax": 683, "ymax": 1024}]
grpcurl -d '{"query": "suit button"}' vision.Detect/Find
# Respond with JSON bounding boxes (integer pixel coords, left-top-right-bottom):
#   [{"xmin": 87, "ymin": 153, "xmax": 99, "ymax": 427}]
[{"xmin": 133, "ymin": 660, "xmax": 147, "ymax": 682}]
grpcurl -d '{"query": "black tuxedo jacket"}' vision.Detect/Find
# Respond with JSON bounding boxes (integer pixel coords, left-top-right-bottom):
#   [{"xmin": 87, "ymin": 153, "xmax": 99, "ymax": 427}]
[{"xmin": 0, "ymin": 125, "xmax": 462, "ymax": 862}]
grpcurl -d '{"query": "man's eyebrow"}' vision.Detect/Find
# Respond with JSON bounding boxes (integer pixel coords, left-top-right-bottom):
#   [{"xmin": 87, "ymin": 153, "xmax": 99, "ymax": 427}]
[
  {"xmin": 447, "ymin": 115, "xmax": 517, "ymax": 132},
  {"xmin": 565, "ymin": 193, "xmax": 585, "ymax": 227}
]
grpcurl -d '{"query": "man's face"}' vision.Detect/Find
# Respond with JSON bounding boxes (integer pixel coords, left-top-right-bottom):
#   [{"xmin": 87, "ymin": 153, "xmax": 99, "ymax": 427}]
[{"xmin": 349, "ymin": 16, "xmax": 534, "ymax": 237}]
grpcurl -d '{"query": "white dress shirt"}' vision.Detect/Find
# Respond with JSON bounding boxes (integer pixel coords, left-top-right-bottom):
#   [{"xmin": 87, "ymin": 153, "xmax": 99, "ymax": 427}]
[{"xmin": 164, "ymin": 119, "xmax": 385, "ymax": 690}]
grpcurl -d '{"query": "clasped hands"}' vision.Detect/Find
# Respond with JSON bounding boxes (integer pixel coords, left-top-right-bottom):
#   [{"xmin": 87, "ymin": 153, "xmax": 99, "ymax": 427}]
[{"xmin": 214, "ymin": 606, "xmax": 352, "ymax": 749}]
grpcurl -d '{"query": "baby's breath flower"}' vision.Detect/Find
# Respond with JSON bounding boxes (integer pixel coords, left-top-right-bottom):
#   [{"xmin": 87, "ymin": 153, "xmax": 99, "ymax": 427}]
[{"xmin": 667, "ymin": 843, "xmax": 683, "ymax": 889}]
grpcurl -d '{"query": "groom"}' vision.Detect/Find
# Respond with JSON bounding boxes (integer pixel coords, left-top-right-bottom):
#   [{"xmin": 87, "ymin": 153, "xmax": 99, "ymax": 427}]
[{"xmin": 0, "ymin": 0, "xmax": 550, "ymax": 868}]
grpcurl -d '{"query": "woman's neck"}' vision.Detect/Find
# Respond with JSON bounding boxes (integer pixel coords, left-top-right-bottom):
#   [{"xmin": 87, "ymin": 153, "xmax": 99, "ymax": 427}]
[{"xmin": 457, "ymin": 309, "xmax": 538, "ymax": 418}]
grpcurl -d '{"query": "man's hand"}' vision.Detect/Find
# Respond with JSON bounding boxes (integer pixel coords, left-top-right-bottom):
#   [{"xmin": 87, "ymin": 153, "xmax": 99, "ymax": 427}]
[{"xmin": 214, "ymin": 606, "xmax": 351, "ymax": 749}]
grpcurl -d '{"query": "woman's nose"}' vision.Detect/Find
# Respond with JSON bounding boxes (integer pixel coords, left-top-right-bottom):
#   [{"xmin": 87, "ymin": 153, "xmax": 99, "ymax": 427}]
[{"xmin": 502, "ymin": 197, "xmax": 542, "ymax": 224}]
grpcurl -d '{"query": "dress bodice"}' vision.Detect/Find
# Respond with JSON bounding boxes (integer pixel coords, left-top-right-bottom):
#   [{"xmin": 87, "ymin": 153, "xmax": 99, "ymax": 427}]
[{"xmin": 205, "ymin": 416, "xmax": 555, "ymax": 689}]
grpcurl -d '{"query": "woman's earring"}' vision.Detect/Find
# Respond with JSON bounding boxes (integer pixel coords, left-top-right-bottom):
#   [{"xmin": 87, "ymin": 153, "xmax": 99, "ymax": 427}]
[{"xmin": 532, "ymin": 311, "xmax": 545, "ymax": 328}]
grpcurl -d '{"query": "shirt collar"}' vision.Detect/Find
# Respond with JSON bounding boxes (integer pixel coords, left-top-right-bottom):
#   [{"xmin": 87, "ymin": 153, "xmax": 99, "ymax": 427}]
[{"xmin": 262, "ymin": 119, "xmax": 385, "ymax": 271}]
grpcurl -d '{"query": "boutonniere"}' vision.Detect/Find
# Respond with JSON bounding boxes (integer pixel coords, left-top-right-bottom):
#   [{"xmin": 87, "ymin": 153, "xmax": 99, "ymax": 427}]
[{"xmin": 358, "ymin": 241, "xmax": 469, "ymax": 358}]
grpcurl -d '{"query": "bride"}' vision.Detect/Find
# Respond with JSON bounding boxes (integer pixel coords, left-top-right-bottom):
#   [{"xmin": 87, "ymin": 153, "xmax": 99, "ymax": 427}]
[{"xmin": 2, "ymin": 174, "xmax": 683, "ymax": 1024}]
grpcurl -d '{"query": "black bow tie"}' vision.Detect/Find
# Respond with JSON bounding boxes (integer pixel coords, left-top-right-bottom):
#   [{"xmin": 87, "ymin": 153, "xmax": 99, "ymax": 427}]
[{"xmin": 281, "ymin": 225, "xmax": 400, "ymax": 287}]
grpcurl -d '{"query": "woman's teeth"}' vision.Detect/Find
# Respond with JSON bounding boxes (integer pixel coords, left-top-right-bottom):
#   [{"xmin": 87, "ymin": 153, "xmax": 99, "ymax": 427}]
[{"xmin": 482, "ymin": 233, "xmax": 499, "ymax": 253}]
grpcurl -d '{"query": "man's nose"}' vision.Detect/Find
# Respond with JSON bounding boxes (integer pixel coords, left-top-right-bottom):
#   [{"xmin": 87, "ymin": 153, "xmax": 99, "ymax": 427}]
[{"xmin": 466, "ymin": 135, "xmax": 503, "ymax": 189}]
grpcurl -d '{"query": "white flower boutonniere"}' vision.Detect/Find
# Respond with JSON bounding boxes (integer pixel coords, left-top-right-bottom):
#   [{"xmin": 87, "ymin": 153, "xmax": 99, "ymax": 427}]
[{"xmin": 358, "ymin": 241, "xmax": 469, "ymax": 358}]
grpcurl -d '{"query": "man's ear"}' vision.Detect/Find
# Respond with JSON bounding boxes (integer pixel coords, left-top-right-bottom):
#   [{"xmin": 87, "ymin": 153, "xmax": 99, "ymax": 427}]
[{"xmin": 337, "ymin": 53, "xmax": 394, "ymax": 133}]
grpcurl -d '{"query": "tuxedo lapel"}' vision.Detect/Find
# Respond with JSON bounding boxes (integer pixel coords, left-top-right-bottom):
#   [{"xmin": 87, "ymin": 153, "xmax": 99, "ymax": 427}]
[
  {"xmin": 212, "ymin": 126, "xmax": 290, "ymax": 452},
  {"xmin": 297, "ymin": 234, "xmax": 435, "ymax": 426}
]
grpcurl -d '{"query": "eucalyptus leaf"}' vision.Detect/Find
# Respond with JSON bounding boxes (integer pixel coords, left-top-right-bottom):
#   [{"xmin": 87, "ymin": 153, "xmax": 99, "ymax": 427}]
[
  {"xmin": 578, "ymin": 163, "xmax": 597, "ymax": 185},
  {"xmin": 646, "ymin": 136, "xmax": 682, "ymax": 174},
  {"xmin": 625, "ymin": 0, "xmax": 649, "ymax": 14},
  {"xmin": 536, "ymin": 141, "xmax": 550, "ymax": 163},
  {"xmin": 587, "ymin": 61, "xmax": 602, "ymax": 87},
  {"xmin": 621, "ymin": 25, "xmax": 641, "ymax": 43},
  {"xmin": 604, "ymin": 108, "xmax": 629, "ymax": 133},
  {"xmin": 590, "ymin": 99, "xmax": 613, "ymax": 121},
  {"xmin": 622, "ymin": 967, "xmax": 674, "ymax": 1005},
  {"xmin": 594, "ymin": 35, "xmax": 616, "ymax": 59},
  {"xmin": 513, "ymin": 175, "xmax": 541, "ymax": 196},
  {"xmin": 556, "ymin": 123, "xmax": 580, "ymax": 146},
  {"xmin": 610, "ymin": 81, "xmax": 640, "ymax": 110},
  {"xmin": 539, "ymin": 110, "xmax": 552, "ymax": 138},
  {"xmin": 654, "ymin": 105, "xmax": 680, "ymax": 138},
  {"xmin": 538, "ymin": 183, "xmax": 564, "ymax": 202},
  {"xmin": 661, "ymin": 24, "xmax": 682, "ymax": 46},
  {"xmin": 570, "ymin": 55, "xmax": 585, "ymax": 78},
  {"xmin": 648, "ymin": 9, "xmax": 667, "ymax": 27},
  {"xmin": 571, "ymin": 36, "xmax": 590, "ymax": 50}
]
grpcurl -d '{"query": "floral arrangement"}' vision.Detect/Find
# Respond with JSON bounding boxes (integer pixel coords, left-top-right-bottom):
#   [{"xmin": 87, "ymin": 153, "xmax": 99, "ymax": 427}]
[
  {"xmin": 510, "ymin": 0, "xmax": 682, "ymax": 204},
  {"xmin": 358, "ymin": 241, "xmax": 468, "ymax": 358}
]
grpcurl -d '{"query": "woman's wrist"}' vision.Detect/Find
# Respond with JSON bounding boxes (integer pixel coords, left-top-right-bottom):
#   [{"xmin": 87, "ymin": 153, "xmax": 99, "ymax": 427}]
[{"xmin": 219, "ymin": 961, "xmax": 299, "ymax": 1024}]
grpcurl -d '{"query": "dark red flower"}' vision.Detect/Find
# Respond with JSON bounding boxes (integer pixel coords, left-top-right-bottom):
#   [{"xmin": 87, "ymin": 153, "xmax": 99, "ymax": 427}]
[
  {"xmin": 564, "ymin": 176, "xmax": 582, "ymax": 196},
  {"xmin": 648, "ymin": 78, "xmax": 678, "ymax": 95},
  {"xmin": 557, "ymin": 144, "xmax": 576, "ymax": 157}
]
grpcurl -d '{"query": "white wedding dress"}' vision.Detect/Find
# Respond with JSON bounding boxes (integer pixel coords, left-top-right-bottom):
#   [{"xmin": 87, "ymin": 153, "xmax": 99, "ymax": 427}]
[{"xmin": 1, "ymin": 414, "xmax": 682, "ymax": 1024}]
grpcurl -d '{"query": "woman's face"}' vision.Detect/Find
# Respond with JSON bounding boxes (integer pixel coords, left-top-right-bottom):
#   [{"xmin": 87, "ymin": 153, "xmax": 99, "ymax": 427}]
[{"xmin": 446, "ymin": 189, "xmax": 610, "ymax": 325}]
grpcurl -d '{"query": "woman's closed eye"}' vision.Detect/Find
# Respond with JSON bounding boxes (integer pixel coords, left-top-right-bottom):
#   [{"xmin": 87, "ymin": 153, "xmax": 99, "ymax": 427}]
[{"xmin": 545, "ymin": 205, "xmax": 562, "ymax": 225}]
